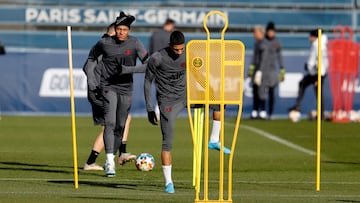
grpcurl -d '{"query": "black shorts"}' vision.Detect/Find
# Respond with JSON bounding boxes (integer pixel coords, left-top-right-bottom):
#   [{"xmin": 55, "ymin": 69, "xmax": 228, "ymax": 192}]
[
  {"xmin": 210, "ymin": 104, "xmax": 220, "ymax": 111},
  {"xmin": 88, "ymin": 90, "xmax": 105, "ymax": 126},
  {"xmin": 190, "ymin": 104, "xmax": 222, "ymax": 111}
]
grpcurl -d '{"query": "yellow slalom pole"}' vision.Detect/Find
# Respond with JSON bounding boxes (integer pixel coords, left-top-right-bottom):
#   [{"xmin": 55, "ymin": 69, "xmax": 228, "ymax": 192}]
[
  {"xmin": 193, "ymin": 108, "xmax": 199, "ymax": 186},
  {"xmin": 193, "ymin": 107, "xmax": 203, "ymax": 197},
  {"xmin": 193, "ymin": 109, "xmax": 197, "ymax": 186},
  {"xmin": 196, "ymin": 107, "xmax": 204, "ymax": 196},
  {"xmin": 316, "ymin": 29, "xmax": 322, "ymax": 192},
  {"xmin": 67, "ymin": 26, "xmax": 79, "ymax": 189}
]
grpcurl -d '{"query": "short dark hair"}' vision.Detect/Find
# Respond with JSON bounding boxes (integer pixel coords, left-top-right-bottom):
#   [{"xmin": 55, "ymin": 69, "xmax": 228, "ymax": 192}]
[
  {"xmin": 310, "ymin": 29, "xmax": 318, "ymax": 37},
  {"xmin": 169, "ymin": 30, "xmax": 185, "ymax": 45},
  {"xmin": 164, "ymin": 18, "xmax": 175, "ymax": 25}
]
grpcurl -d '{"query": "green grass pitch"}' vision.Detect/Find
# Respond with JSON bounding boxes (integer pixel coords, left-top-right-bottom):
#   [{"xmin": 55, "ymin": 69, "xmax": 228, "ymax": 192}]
[{"xmin": 0, "ymin": 115, "xmax": 359, "ymax": 202}]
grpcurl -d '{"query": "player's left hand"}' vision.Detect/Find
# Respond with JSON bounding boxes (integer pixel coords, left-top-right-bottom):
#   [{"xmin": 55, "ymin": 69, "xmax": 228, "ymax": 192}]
[
  {"xmin": 247, "ymin": 64, "xmax": 255, "ymax": 78},
  {"xmin": 279, "ymin": 67, "xmax": 285, "ymax": 82},
  {"xmin": 147, "ymin": 111, "xmax": 158, "ymax": 125},
  {"xmin": 94, "ymin": 87, "xmax": 103, "ymax": 100},
  {"xmin": 254, "ymin": 70, "xmax": 262, "ymax": 86}
]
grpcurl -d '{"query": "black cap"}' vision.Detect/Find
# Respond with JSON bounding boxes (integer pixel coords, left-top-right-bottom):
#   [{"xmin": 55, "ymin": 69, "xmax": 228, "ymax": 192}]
[
  {"xmin": 115, "ymin": 11, "xmax": 135, "ymax": 29},
  {"xmin": 310, "ymin": 29, "xmax": 318, "ymax": 37},
  {"xmin": 266, "ymin": 21, "xmax": 275, "ymax": 31}
]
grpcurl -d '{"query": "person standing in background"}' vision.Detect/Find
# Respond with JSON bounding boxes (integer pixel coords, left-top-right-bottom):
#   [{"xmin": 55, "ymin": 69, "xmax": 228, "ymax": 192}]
[
  {"xmin": 248, "ymin": 25, "xmax": 265, "ymax": 119},
  {"xmin": 255, "ymin": 21, "xmax": 285, "ymax": 119},
  {"xmin": 149, "ymin": 18, "xmax": 176, "ymax": 55},
  {"xmin": 289, "ymin": 29, "xmax": 328, "ymax": 118}
]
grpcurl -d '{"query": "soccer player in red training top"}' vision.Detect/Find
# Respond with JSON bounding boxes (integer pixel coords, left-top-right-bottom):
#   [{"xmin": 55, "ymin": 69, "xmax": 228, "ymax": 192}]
[
  {"xmin": 144, "ymin": 31, "xmax": 186, "ymax": 193},
  {"xmin": 91, "ymin": 11, "xmax": 148, "ymax": 177}
]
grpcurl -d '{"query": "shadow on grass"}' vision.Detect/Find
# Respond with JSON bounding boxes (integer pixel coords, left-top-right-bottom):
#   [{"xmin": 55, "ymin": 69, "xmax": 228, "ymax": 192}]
[
  {"xmin": 336, "ymin": 200, "xmax": 360, "ymax": 203},
  {"xmin": 49, "ymin": 180, "xmax": 137, "ymax": 189},
  {"xmin": 0, "ymin": 161, "xmax": 55, "ymax": 167},
  {"xmin": 49, "ymin": 179, "xmax": 163, "ymax": 192},
  {"xmin": 67, "ymin": 196, "xmax": 149, "ymax": 202},
  {"xmin": 0, "ymin": 161, "xmax": 102, "ymax": 176},
  {"xmin": 48, "ymin": 180, "xmax": 168, "ymax": 202},
  {"xmin": 323, "ymin": 161, "xmax": 360, "ymax": 166},
  {"xmin": 0, "ymin": 161, "xmax": 73, "ymax": 174}
]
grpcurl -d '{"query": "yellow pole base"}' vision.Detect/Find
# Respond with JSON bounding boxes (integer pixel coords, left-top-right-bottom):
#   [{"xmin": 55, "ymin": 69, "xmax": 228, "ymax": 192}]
[{"xmin": 195, "ymin": 200, "xmax": 232, "ymax": 203}]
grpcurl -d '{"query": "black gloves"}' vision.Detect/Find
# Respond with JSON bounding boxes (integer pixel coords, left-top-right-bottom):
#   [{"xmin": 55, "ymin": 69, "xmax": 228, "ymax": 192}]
[
  {"xmin": 87, "ymin": 87, "xmax": 103, "ymax": 107},
  {"xmin": 147, "ymin": 111, "xmax": 158, "ymax": 125},
  {"xmin": 279, "ymin": 67, "xmax": 285, "ymax": 82},
  {"xmin": 248, "ymin": 64, "xmax": 255, "ymax": 78},
  {"xmin": 94, "ymin": 87, "xmax": 102, "ymax": 100},
  {"xmin": 304, "ymin": 63, "xmax": 308, "ymax": 72}
]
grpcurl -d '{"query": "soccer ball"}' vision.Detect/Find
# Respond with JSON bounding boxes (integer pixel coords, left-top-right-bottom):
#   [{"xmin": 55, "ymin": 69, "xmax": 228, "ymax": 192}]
[
  {"xmin": 289, "ymin": 110, "xmax": 301, "ymax": 122},
  {"xmin": 135, "ymin": 153, "xmax": 155, "ymax": 171}
]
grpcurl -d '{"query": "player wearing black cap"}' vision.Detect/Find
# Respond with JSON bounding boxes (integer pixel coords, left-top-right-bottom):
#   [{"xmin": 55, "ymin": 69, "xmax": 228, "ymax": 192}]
[
  {"xmin": 83, "ymin": 21, "xmax": 141, "ymax": 171},
  {"xmin": 91, "ymin": 11, "xmax": 148, "ymax": 177},
  {"xmin": 255, "ymin": 21, "xmax": 285, "ymax": 119}
]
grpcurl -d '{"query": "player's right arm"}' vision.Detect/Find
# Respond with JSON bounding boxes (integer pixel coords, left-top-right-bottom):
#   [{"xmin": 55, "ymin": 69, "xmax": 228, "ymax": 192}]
[
  {"xmin": 83, "ymin": 44, "xmax": 101, "ymax": 91},
  {"xmin": 144, "ymin": 55, "xmax": 158, "ymax": 112},
  {"xmin": 83, "ymin": 46, "xmax": 96, "ymax": 75},
  {"xmin": 144, "ymin": 54, "xmax": 161, "ymax": 125},
  {"xmin": 307, "ymin": 40, "xmax": 318, "ymax": 75}
]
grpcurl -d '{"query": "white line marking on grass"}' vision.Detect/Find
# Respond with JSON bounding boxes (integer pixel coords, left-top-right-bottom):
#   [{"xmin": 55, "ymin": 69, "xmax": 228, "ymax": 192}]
[{"xmin": 241, "ymin": 124, "xmax": 316, "ymax": 156}]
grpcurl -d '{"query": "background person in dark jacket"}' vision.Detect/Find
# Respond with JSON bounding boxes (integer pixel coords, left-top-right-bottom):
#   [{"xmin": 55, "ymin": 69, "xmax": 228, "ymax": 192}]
[{"xmin": 255, "ymin": 21, "xmax": 285, "ymax": 119}]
